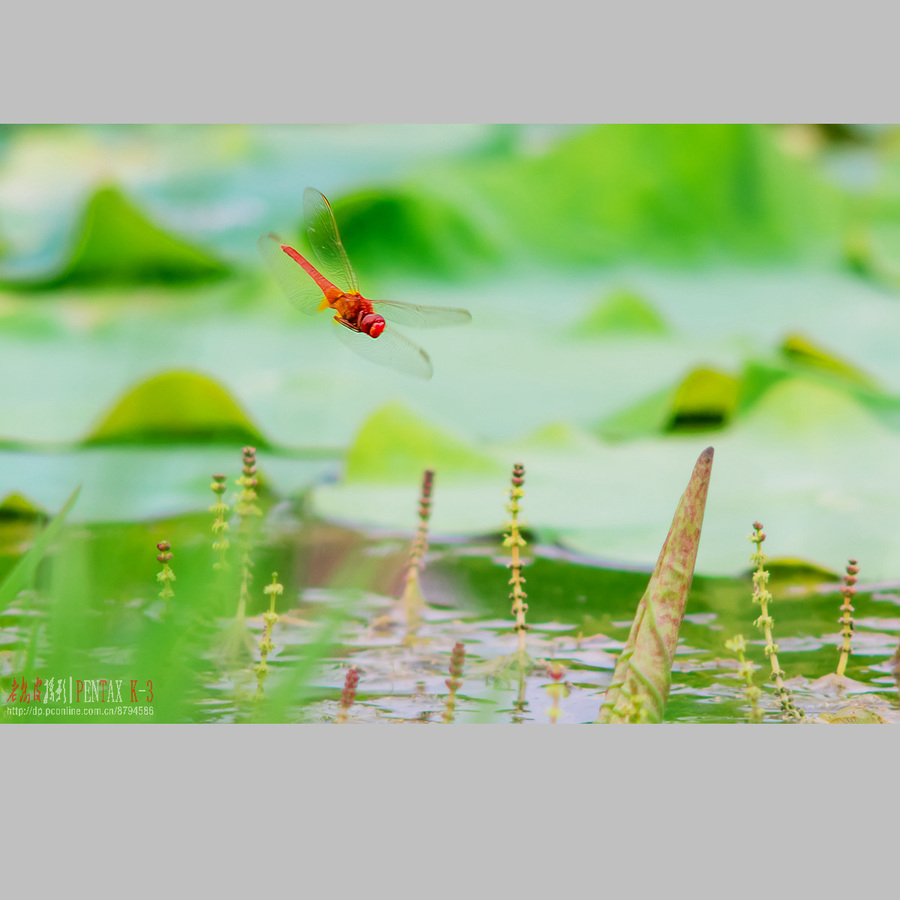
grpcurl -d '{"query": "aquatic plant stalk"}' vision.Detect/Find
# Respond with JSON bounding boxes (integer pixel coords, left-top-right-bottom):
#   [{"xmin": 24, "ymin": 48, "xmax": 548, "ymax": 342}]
[
  {"xmin": 235, "ymin": 446, "xmax": 262, "ymax": 621},
  {"xmin": 511, "ymin": 676, "xmax": 528, "ymax": 724},
  {"xmin": 504, "ymin": 463, "xmax": 529, "ymax": 662},
  {"xmin": 546, "ymin": 662, "xmax": 568, "ymax": 724},
  {"xmin": 209, "ymin": 474, "xmax": 230, "ymax": 570},
  {"xmin": 836, "ymin": 559, "xmax": 858, "ymax": 678},
  {"xmin": 596, "ymin": 447, "xmax": 714, "ymax": 724},
  {"xmin": 724, "ymin": 633, "xmax": 762, "ymax": 722},
  {"xmin": 254, "ymin": 572, "xmax": 283, "ymax": 700},
  {"xmin": 749, "ymin": 523, "xmax": 803, "ymax": 722},
  {"xmin": 155, "ymin": 540, "xmax": 175, "ymax": 610},
  {"xmin": 335, "ymin": 668, "xmax": 359, "ymax": 724},
  {"xmin": 402, "ymin": 469, "xmax": 434, "ymax": 638},
  {"xmin": 442, "ymin": 642, "xmax": 465, "ymax": 723}
]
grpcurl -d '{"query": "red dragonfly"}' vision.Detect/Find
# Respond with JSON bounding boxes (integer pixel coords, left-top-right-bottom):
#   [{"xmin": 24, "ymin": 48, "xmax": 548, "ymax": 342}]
[{"xmin": 259, "ymin": 187, "xmax": 472, "ymax": 380}]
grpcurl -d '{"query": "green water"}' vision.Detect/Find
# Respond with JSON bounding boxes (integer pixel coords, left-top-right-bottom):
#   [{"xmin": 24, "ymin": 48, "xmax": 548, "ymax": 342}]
[{"xmin": 2, "ymin": 510, "xmax": 897, "ymax": 724}]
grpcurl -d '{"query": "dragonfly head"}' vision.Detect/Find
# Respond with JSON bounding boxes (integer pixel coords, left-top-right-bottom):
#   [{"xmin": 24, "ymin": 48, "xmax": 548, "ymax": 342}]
[{"xmin": 360, "ymin": 313, "xmax": 386, "ymax": 338}]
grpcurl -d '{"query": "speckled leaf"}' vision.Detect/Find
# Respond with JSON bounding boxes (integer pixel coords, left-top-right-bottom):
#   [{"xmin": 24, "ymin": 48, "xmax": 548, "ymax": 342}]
[{"xmin": 596, "ymin": 446, "xmax": 713, "ymax": 723}]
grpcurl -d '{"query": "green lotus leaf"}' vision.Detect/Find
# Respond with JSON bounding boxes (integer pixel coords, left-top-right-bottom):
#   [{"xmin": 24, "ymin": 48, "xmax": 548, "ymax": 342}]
[
  {"xmin": 303, "ymin": 188, "xmax": 500, "ymax": 281},
  {"xmin": 844, "ymin": 220, "xmax": 900, "ymax": 289},
  {"xmin": 344, "ymin": 402, "xmax": 500, "ymax": 482},
  {"xmin": 738, "ymin": 377, "xmax": 882, "ymax": 440},
  {"xmin": 461, "ymin": 124, "xmax": 845, "ymax": 265},
  {"xmin": 597, "ymin": 367, "xmax": 738, "ymax": 438},
  {"xmin": 0, "ymin": 492, "xmax": 48, "ymax": 521},
  {"xmin": 3, "ymin": 184, "xmax": 229, "ymax": 289},
  {"xmin": 572, "ymin": 288, "xmax": 669, "ymax": 336},
  {"xmin": 780, "ymin": 333, "xmax": 878, "ymax": 389},
  {"xmin": 84, "ymin": 370, "xmax": 266, "ymax": 446},
  {"xmin": 736, "ymin": 360, "xmax": 793, "ymax": 415},
  {"xmin": 668, "ymin": 368, "xmax": 740, "ymax": 431},
  {"xmin": 596, "ymin": 385, "xmax": 677, "ymax": 441}
]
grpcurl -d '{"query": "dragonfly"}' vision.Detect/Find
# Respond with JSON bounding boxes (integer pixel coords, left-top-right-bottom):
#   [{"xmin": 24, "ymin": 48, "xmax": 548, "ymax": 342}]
[{"xmin": 259, "ymin": 187, "xmax": 472, "ymax": 380}]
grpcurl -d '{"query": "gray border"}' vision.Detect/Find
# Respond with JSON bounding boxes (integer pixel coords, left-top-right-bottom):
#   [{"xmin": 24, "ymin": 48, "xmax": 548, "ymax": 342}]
[
  {"xmin": 6, "ymin": 723, "xmax": 897, "ymax": 884},
  {"xmin": 3, "ymin": 3, "xmax": 895, "ymax": 887},
  {"xmin": 2, "ymin": 5, "xmax": 891, "ymax": 122}
]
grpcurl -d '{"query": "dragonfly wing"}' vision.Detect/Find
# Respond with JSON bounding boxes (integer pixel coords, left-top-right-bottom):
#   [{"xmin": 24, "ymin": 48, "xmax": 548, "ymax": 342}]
[
  {"xmin": 258, "ymin": 233, "xmax": 322, "ymax": 315},
  {"xmin": 333, "ymin": 321, "xmax": 433, "ymax": 380},
  {"xmin": 303, "ymin": 187, "xmax": 360, "ymax": 294},
  {"xmin": 371, "ymin": 299, "xmax": 473, "ymax": 329}
]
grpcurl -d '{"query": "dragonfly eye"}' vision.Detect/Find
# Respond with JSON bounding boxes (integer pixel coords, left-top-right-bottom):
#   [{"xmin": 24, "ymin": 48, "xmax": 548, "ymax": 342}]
[{"xmin": 361, "ymin": 314, "xmax": 386, "ymax": 338}]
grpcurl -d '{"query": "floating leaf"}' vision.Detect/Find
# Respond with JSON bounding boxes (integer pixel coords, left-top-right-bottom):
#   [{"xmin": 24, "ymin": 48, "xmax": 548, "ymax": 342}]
[
  {"xmin": 461, "ymin": 124, "xmax": 846, "ymax": 265},
  {"xmin": 0, "ymin": 493, "xmax": 49, "ymax": 573},
  {"xmin": 344, "ymin": 402, "xmax": 499, "ymax": 482},
  {"xmin": 0, "ymin": 492, "xmax": 47, "ymax": 521},
  {"xmin": 597, "ymin": 368, "xmax": 738, "ymax": 438},
  {"xmin": 596, "ymin": 385, "xmax": 677, "ymax": 441},
  {"xmin": 667, "ymin": 368, "xmax": 739, "ymax": 431},
  {"xmin": 516, "ymin": 421, "xmax": 600, "ymax": 452},
  {"xmin": 84, "ymin": 370, "xmax": 266, "ymax": 446},
  {"xmin": 596, "ymin": 446, "xmax": 713, "ymax": 723},
  {"xmin": 572, "ymin": 288, "xmax": 669, "ymax": 336},
  {"xmin": 735, "ymin": 360, "xmax": 794, "ymax": 415},
  {"xmin": 780, "ymin": 333, "xmax": 878, "ymax": 389},
  {"xmin": 843, "ymin": 220, "xmax": 900, "ymax": 289},
  {"xmin": 738, "ymin": 377, "xmax": 881, "ymax": 440},
  {"xmin": 308, "ymin": 188, "xmax": 500, "ymax": 280},
  {"xmin": 2, "ymin": 184, "xmax": 229, "ymax": 289}
]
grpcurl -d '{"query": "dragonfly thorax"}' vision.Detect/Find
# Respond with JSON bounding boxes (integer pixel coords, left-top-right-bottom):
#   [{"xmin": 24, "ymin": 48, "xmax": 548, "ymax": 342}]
[{"xmin": 333, "ymin": 293, "xmax": 386, "ymax": 338}]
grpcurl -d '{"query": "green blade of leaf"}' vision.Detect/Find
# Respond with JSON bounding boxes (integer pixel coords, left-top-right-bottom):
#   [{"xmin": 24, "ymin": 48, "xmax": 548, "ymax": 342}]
[{"xmin": 0, "ymin": 485, "xmax": 81, "ymax": 612}]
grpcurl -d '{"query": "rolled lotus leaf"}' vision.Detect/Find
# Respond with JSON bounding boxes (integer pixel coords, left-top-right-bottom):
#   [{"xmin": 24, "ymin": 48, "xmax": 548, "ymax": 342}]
[{"xmin": 596, "ymin": 446, "xmax": 714, "ymax": 723}]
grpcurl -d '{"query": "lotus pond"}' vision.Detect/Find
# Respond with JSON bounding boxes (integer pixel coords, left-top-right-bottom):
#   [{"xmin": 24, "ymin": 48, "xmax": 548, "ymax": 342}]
[
  {"xmin": 2, "ymin": 124, "xmax": 900, "ymax": 723},
  {"xmin": 1, "ymin": 447, "xmax": 898, "ymax": 725}
]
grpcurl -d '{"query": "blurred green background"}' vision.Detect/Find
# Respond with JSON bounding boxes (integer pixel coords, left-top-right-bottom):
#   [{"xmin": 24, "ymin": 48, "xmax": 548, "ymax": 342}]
[{"xmin": 2, "ymin": 123, "xmax": 900, "ymax": 579}]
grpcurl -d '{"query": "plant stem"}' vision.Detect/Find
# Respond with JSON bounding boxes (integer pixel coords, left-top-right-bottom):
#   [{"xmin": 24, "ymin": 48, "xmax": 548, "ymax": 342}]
[
  {"xmin": 255, "ymin": 572, "xmax": 282, "ymax": 701},
  {"xmin": 335, "ymin": 668, "xmax": 359, "ymax": 724},
  {"xmin": 235, "ymin": 447, "xmax": 262, "ymax": 621},
  {"xmin": 724, "ymin": 634, "xmax": 762, "ymax": 722},
  {"xmin": 402, "ymin": 469, "xmax": 434, "ymax": 639},
  {"xmin": 504, "ymin": 463, "xmax": 529, "ymax": 661},
  {"xmin": 836, "ymin": 559, "xmax": 858, "ymax": 678},
  {"xmin": 750, "ymin": 522, "xmax": 802, "ymax": 722},
  {"xmin": 209, "ymin": 474, "xmax": 230, "ymax": 571},
  {"xmin": 442, "ymin": 642, "xmax": 465, "ymax": 723}
]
